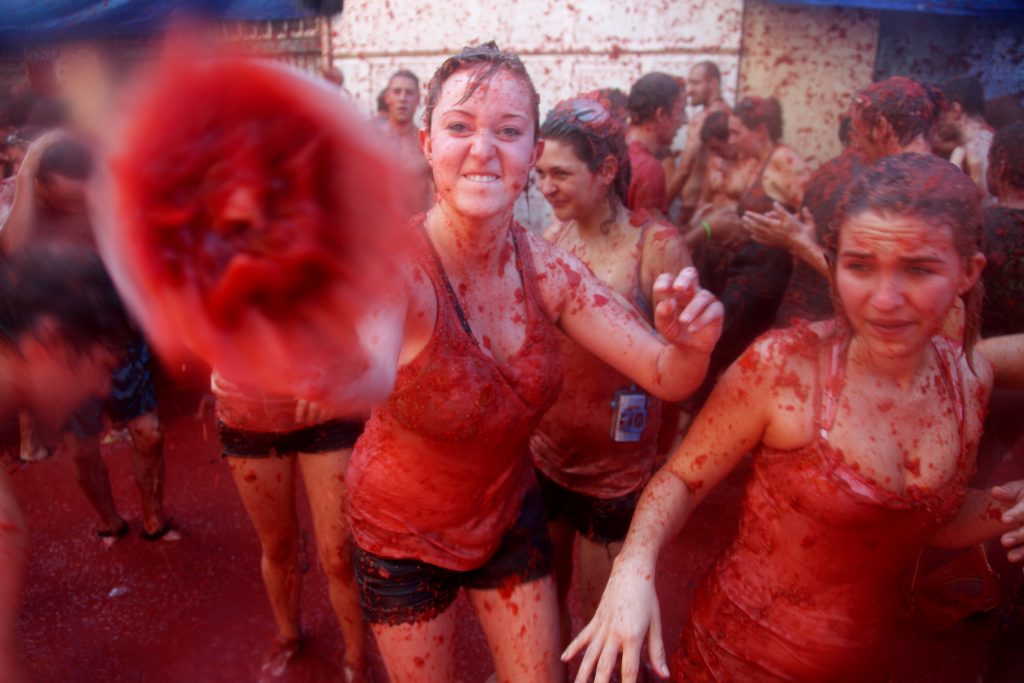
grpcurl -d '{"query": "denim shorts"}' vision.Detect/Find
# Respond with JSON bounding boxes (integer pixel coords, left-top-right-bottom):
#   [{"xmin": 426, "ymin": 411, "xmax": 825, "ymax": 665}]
[
  {"xmin": 353, "ymin": 486, "xmax": 554, "ymax": 625},
  {"xmin": 535, "ymin": 468, "xmax": 641, "ymax": 543},
  {"xmin": 217, "ymin": 419, "xmax": 364, "ymax": 457}
]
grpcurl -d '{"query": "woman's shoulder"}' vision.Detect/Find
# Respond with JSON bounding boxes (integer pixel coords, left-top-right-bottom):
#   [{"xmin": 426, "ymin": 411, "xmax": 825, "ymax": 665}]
[
  {"xmin": 769, "ymin": 145, "xmax": 808, "ymax": 172},
  {"xmin": 748, "ymin": 320, "xmax": 834, "ymax": 364},
  {"xmin": 540, "ymin": 219, "xmax": 573, "ymax": 244},
  {"xmin": 724, "ymin": 321, "xmax": 835, "ymax": 385}
]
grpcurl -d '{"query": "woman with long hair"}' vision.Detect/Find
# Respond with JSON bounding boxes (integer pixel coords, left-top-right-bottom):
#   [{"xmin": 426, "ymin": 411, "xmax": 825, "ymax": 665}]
[{"xmin": 565, "ymin": 154, "xmax": 1024, "ymax": 682}]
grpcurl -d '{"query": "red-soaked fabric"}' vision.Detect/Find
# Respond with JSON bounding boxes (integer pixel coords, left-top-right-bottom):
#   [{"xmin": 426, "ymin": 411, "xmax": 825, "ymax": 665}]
[
  {"xmin": 531, "ymin": 218, "xmax": 661, "ymax": 499},
  {"xmin": 347, "ymin": 222, "xmax": 562, "ymax": 571},
  {"xmin": 98, "ymin": 55, "xmax": 406, "ymax": 408},
  {"xmin": 626, "ymin": 141, "xmax": 667, "ymax": 215},
  {"xmin": 673, "ymin": 326, "xmax": 970, "ymax": 682}
]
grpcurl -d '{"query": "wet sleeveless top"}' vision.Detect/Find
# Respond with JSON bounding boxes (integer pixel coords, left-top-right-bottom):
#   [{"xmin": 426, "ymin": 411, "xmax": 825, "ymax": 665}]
[
  {"xmin": 530, "ymin": 216, "xmax": 662, "ymax": 498},
  {"xmin": 347, "ymin": 220, "xmax": 563, "ymax": 571},
  {"xmin": 674, "ymin": 327, "xmax": 970, "ymax": 682},
  {"xmin": 736, "ymin": 151, "xmax": 781, "ymax": 217}
]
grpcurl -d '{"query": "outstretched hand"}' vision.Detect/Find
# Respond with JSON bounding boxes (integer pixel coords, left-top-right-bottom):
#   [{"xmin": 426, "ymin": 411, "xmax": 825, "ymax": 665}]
[
  {"xmin": 653, "ymin": 267, "xmax": 723, "ymax": 355},
  {"xmin": 742, "ymin": 202, "xmax": 815, "ymax": 253},
  {"xmin": 562, "ymin": 556, "xmax": 669, "ymax": 683}
]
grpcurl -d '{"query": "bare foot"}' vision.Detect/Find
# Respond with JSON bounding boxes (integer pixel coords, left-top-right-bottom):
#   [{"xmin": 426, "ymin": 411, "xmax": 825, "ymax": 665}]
[
  {"xmin": 140, "ymin": 519, "xmax": 183, "ymax": 542},
  {"xmin": 258, "ymin": 635, "xmax": 302, "ymax": 680},
  {"xmin": 97, "ymin": 519, "xmax": 130, "ymax": 548},
  {"xmin": 18, "ymin": 443, "xmax": 51, "ymax": 463}
]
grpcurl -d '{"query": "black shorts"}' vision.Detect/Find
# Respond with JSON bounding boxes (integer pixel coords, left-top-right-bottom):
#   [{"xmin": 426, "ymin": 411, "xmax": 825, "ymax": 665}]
[
  {"xmin": 353, "ymin": 486, "xmax": 554, "ymax": 626},
  {"xmin": 535, "ymin": 468, "xmax": 640, "ymax": 544},
  {"xmin": 218, "ymin": 419, "xmax": 364, "ymax": 457},
  {"xmin": 66, "ymin": 335, "xmax": 157, "ymax": 439}
]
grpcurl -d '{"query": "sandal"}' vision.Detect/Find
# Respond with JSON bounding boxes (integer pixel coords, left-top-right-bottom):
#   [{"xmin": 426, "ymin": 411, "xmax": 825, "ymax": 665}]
[
  {"xmin": 140, "ymin": 519, "xmax": 181, "ymax": 542},
  {"xmin": 97, "ymin": 520, "xmax": 130, "ymax": 547}
]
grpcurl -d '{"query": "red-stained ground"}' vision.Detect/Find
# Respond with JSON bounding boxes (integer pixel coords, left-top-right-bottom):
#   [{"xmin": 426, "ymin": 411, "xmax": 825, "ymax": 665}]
[{"xmin": 5, "ymin": 383, "xmax": 1024, "ymax": 682}]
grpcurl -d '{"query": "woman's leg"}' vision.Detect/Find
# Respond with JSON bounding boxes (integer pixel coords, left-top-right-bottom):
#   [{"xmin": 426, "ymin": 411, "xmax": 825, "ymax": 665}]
[
  {"xmin": 226, "ymin": 455, "xmax": 301, "ymax": 641},
  {"xmin": 468, "ymin": 576, "xmax": 564, "ymax": 683},
  {"xmin": 0, "ymin": 469, "xmax": 28, "ymax": 682},
  {"xmin": 576, "ymin": 537, "xmax": 624, "ymax": 625},
  {"xmin": 547, "ymin": 518, "xmax": 576, "ymax": 646},
  {"xmin": 298, "ymin": 449, "xmax": 365, "ymax": 676},
  {"xmin": 371, "ymin": 604, "xmax": 459, "ymax": 683}
]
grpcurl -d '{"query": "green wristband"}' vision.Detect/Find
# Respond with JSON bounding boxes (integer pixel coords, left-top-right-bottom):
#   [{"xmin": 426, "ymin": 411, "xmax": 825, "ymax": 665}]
[{"xmin": 701, "ymin": 220, "xmax": 712, "ymax": 240}]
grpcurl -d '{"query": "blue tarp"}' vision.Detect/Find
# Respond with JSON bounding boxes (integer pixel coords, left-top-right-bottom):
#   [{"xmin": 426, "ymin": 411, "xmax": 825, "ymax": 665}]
[
  {"xmin": 769, "ymin": 0, "xmax": 1024, "ymax": 15},
  {"xmin": 0, "ymin": 1, "xmax": 318, "ymax": 49}
]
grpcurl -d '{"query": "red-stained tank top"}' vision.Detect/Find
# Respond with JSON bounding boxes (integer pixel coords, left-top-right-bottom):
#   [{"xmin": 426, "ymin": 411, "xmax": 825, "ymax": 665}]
[
  {"xmin": 674, "ymin": 326, "xmax": 970, "ymax": 682},
  {"xmin": 530, "ymin": 216, "xmax": 662, "ymax": 498},
  {"xmin": 347, "ymin": 221, "xmax": 562, "ymax": 571}
]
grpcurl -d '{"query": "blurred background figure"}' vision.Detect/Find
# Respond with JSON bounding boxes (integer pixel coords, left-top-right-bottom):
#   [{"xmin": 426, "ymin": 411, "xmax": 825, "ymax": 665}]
[{"xmin": 0, "ymin": 245, "xmax": 137, "ymax": 683}]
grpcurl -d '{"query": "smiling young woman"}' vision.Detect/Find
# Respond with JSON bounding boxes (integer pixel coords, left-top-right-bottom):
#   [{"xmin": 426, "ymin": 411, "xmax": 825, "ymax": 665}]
[
  {"xmin": 342, "ymin": 44, "xmax": 724, "ymax": 683},
  {"xmin": 532, "ymin": 96, "xmax": 692, "ymax": 649}
]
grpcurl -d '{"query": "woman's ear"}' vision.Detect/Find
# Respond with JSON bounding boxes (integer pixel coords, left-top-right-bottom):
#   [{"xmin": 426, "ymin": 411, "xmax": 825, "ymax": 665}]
[
  {"xmin": 960, "ymin": 251, "xmax": 987, "ymax": 296},
  {"xmin": 599, "ymin": 154, "xmax": 618, "ymax": 185},
  {"xmin": 530, "ymin": 138, "xmax": 545, "ymax": 168},
  {"xmin": 419, "ymin": 128, "xmax": 432, "ymax": 164}
]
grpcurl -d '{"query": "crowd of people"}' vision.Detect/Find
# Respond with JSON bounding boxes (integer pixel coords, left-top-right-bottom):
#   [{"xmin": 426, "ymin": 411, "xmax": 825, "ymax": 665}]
[{"xmin": 1, "ymin": 35, "xmax": 1024, "ymax": 683}]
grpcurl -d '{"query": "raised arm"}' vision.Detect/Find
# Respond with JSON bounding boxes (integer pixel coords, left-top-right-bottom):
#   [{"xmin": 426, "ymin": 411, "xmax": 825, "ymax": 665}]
[
  {"xmin": 743, "ymin": 202, "xmax": 829, "ymax": 278},
  {"xmin": 530, "ymin": 232, "xmax": 722, "ymax": 401},
  {"xmin": 0, "ymin": 131, "xmax": 64, "ymax": 253},
  {"xmin": 563, "ymin": 338, "xmax": 778, "ymax": 683}
]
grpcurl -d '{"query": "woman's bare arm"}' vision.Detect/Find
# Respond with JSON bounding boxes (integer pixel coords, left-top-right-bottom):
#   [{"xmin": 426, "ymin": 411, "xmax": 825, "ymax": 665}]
[{"xmin": 530, "ymin": 233, "xmax": 722, "ymax": 402}]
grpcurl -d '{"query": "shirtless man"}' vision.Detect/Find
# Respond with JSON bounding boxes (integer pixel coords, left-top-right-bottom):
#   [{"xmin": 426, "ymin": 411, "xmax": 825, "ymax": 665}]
[
  {"xmin": 625, "ymin": 72, "xmax": 687, "ymax": 216},
  {"xmin": 380, "ymin": 69, "xmax": 431, "ymax": 212},
  {"xmin": 1, "ymin": 133, "xmax": 177, "ymax": 544},
  {"xmin": 668, "ymin": 61, "xmax": 731, "ymax": 224},
  {"xmin": 680, "ymin": 111, "xmax": 757, "ymax": 250},
  {"xmin": 941, "ymin": 76, "xmax": 995, "ymax": 198}
]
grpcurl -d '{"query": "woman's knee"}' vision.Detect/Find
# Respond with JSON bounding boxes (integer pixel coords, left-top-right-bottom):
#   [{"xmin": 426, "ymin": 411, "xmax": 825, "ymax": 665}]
[
  {"xmin": 128, "ymin": 413, "xmax": 163, "ymax": 452},
  {"xmin": 318, "ymin": 537, "xmax": 354, "ymax": 579},
  {"xmin": 260, "ymin": 531, "xmax": 300, "ymax": 567}
]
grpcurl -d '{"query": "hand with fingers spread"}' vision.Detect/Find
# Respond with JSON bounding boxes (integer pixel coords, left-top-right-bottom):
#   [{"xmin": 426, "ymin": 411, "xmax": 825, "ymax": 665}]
[
  {"xmin": 741, "ymin": 201, "xmax": 815, "ymax": 253},
  {"xmin": 563, "ymin": 553, "xmax": 669, "ymax": 683},
  {"xmin": 742, "ymin": 201, "xmax": 830, "ymax": 279},
  {"xmin": 653, "ymin": 267, "xmax": 724, "ymax": 356}
]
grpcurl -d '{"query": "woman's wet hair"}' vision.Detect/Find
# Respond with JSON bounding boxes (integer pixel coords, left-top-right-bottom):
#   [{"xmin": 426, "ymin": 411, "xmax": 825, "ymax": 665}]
[
  {"xmin": 541, "ymin": 97, "xmax": 632, "ymax": 215},
  {"xmin": 0, "ymin": 245, "xmax": 131, "ymax": 353},
  {"xmin": 423, "ymin": 42, "xmax": 540, "ymax": 139},
  {"xmin": 942, "ymin": 76, "xmax": 986, "ymax": 118},
  {"xmin": 989, "ymin": 120, "xmax": 1024, "ymax": 192},
  {"xmin": 734, "ymin": 96, "xmax": 783, "ymax": 143},
  {"xmin": 830, "ymin": 153, "xmax": 985, "ymax": 363},
  {"xmin": 700, "ymin": 110, "xmax": 730, "ymax": 145},
  {"xmin": 578, "ymin": 88, "xmax": 629, "ymax": 125},
  {"xmin": 851, "ymin": 76, "xmax": 945, "ymax": 147}
]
